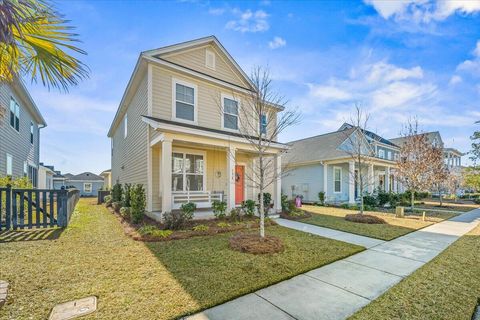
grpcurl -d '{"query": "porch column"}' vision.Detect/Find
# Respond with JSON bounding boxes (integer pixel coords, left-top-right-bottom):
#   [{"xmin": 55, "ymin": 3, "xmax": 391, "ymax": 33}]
[
  {"xmin": 385, "ymin": 167, "xmax": 390, "ymax": 193},
  {"xmin": 274, "ymin": 154, "xmax": 282, "ymax": 213},
  {"xmin": 348, "ymin": 160, "xmax": 355, "ymax": 204},
  {"xmin": 161, "ymin": 139, "xmax": 172, "ymax": 214},
  {"xmin": 227, "ymin": 146, "xmax": 236, "ymax": 210},
  {"xmin": 323, "ymin": 163, "xmax": 328, "ymax": 201},
  {"xmin": 368, "ymin": 163, "xmax": 374, "ymax": 194}
]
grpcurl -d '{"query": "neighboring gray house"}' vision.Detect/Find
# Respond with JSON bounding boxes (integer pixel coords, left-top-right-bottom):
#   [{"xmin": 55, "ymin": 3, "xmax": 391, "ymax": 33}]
[
  {"xmin": 283, "ymin": 123, "xmax": 400, "ymax": 204},
  {"xmin": 0, "ymin": 80, "xmax": 47, "ymax": 186},
  {"xmin": 66, "ymin": 172, "xmax": 104, "ymax": 197}
]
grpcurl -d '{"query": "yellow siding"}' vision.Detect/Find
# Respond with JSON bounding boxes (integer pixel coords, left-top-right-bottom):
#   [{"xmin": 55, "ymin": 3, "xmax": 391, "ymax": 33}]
[{"xmin": 162, "ymin": 45, "xmax": 249, "ymax": 88}]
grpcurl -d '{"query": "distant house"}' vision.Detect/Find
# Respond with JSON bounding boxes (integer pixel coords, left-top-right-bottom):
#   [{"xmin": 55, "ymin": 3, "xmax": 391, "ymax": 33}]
[
  {"xmin": 100, "ymin": 169, "xmax": 112, "ymax": 190},
  {"xmin": 66, "ymin": 172, "xmax": 104, "ymax": 197},
  {"xmin": 0, "ymin": 79, "xmax": 47, "ymax": 186},
  {"xmin": 38, "ymin": 163, "xmax": 54, "ymax": 189}
]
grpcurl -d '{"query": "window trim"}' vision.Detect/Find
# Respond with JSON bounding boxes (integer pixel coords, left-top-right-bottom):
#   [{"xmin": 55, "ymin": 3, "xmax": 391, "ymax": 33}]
[
  {"xmin": 378, "ymin": 149, "xmax": 385, "ymax": 159},
  {"xmin": 260, "ymin": 113, "xmax": 267, "ymax": 135},
  {"xmin": 205, "ymin": 49, "xmax": 216, "ymax": 70},
  {"xmin": 333, "ymin": 166, "xmax": 342, "ymax": 194},
  {"xmin": 221, "ymin": 93, "xmax": 240, "ymax": 132},
  {"xmin": 387, "ymin": 150, "xmax": 392, "ymax": 160},
  {"xmin": 124, "ymin": 113, "xmax": 128, "ymax": 139},
  {"xmin": 30, "ymin": 121, "xmax": 34, "ymax": 144},
  {"xmin": 6, "ymin": 153, "xmax": 13, "ymax": 176},
  {"xmin": 84, "ymin": 182, "xmax": 93, "ymax": 193},
  {"xmin": 171, "ymin": 148, "xmax": 206, "ymax": 192},
  {"xmin": 9, "ymin": 97, "xmax": 20, "ymax": 133},
  {"xmin": 172, "ymin": 78, "xmax": 198, "ymax": 124}
]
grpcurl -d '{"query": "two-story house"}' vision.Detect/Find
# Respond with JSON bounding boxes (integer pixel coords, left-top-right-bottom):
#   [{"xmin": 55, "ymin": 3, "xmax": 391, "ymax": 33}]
[
  {"xmin": 108, "ymin": 36, "xmax": 285, "ymax": 220},
  {"xmin": 283, "ymin": 123, "xmax": 401, "ymax": 204},
  {"xmin": 0, "ymin": 79, "xmax": 47, "ymax": 186}
]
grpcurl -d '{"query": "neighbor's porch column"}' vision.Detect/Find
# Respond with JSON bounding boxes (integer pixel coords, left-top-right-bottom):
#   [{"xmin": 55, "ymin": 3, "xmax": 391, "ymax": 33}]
[
  {"xmin": 161, "ymin": 138, "xmax": 172, "ymax": 214},
  {"xmin": 323, "ymin": 163, "xmax": 328, "ymax": 201},
  {"xmin": 274, "ymin": 154, "xmax": 282, "ymax": 213},
  {"xmin": 348, "ymin": 160, "xmax": 355, "ymax": 204},
  {"xmin": 368, "ymin": 163, "xmax": 374, "ymax": 194},
  {"xmin": 227, "ymin": 146, "xmax": 236, "ymax": 210},
  {"xmin": 385, "ymin": 167, "xmax": 390, "ymax": 193}
]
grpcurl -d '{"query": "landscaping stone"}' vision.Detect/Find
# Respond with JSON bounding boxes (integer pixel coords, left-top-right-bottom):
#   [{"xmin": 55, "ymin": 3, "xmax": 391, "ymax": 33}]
[
  {"xmin": 0, "ymin": 281, "xmax": 8, "ymax": 308},
  {"xmin": 473, "ymin": 301, "xmax": 480, "ymax": 320},
  {"xmin": 49, "ymin": 296, "xmax": 97, "ymax": 320}
]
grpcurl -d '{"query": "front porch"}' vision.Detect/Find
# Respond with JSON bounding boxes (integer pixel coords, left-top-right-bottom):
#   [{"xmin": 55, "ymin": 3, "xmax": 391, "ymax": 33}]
[{"xmin": 146, "ymin": 128, "xmax": 284, "ymax": 219}]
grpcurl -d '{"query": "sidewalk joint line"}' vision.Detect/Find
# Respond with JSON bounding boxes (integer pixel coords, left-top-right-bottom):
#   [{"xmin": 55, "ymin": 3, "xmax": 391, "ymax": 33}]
[{"xmin": 254, "ymin": 293, "xmax": 300, "ymax": 320}]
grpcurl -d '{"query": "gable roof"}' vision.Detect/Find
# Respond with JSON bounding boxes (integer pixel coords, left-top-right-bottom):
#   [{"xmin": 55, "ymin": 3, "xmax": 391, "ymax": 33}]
[
  {"xmin": 5, "ymin": 79, "xmax": 47, "ymax": 127},
  {"xmin": 339, "ymin": 123, "xmax": 397, "ymax": 147},
  {"xmin": 68, "ymin": 172, "xmax": 103, "ymax": 181},
  {"xmin": 389, "ymin": 131, "xmax": 443, "ymax": 148}
]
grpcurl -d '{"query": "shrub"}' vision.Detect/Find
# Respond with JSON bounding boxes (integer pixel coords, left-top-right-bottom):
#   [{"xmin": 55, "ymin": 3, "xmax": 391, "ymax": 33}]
[
  {"xmin": 0, "ymin": 176, "xmax": 32, "ymax": 188},
  {"xmin": 217, "ymin": 222, "xmax": 231, "ymax": 228},
  {"xmin": 180, "ymin": 202, "xmax": 196, "ymax": 220},
  {"xmin": 130, "ymin": 184, "xmax": 146, "ymax": 224},
  {"xmin": 119, "ymin": 207, "xmax": 131, "ymax": 219},
  {"xmin": 340, "ymin": 203, "xmax": 350, "ymax": 209},
  {"xmin": 288, "ymin": 200, "xmax": 296, "ymax": 213},
  {"xmin": 112, "ymin": 201, "xmax": 122, "ymax": 212},
  {"xmin": 229, "ymin": 208, "xmax": 242, "ymax": 221},
  {"xmin": 258, "ymin": 192, "xmax": 272, "ymax": 214},
  {"xmin": 112, "ymin": 183, "xmax": 123, "ymax": 203},
  {"xmin": 363, "ymin": 195, "xmax": 378, "ymax": 207},
  {"xmin": 377, "ymin": 190, "xmax": 390, "ymax": 207},
  {"xmin": 123, "ymin": 183, "xmax": 132, "ymax": 207},
  {"xmin": 281, "ymin": 194, "xmax": 289, "ymax": 212},
  {"xmin": 318, "ymin": 191, "xmax": 326, "ymax": 206},
  {"xmin": 193, "ymin": 224, "xmax": 209, "ymax": 232},
  {"xmin": 138, "ymin": 225, "xmax": 172, "ymax": 238},
  {"xmin": 345, "ymin": 213, "xmax": 386, "ymax": 224},
  {"xmin": 104, "ymin": 195, "xmax": 112, "ymax": 207},
  {"xmin": 242, "ymin": 200, "xmax": 256, "ymax": 217},
  {"xmin": 212, "ymin": 200, "xmax": 227, "ymax": 219},
  {"xmin": 389, "ymin": 193, "xmax": 400, "ymax": 208},
  {"xmin": 475, "ymin": 197, "xmax": 480, "ymax": 205}
]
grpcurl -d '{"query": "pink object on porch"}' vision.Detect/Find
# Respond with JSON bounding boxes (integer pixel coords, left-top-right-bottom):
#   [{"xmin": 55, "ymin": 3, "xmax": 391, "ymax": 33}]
[{"xmin": 295, "ymin": 196, "xmax": 302, "ymax": 208}]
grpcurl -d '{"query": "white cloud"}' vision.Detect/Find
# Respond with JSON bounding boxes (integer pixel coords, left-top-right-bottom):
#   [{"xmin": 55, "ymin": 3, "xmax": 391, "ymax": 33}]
[
  {"xmin": 208, "ymin": 8, "xmax": 225, "ymax": 16},
  {"xmin": 308, "ymin": 84, "xmax": 352, "ymax": 101},
  {"xmin": 268, "ymin": 36, "xmax": 286, "ymax": 49},
  {"xmin": 364, "ymin": 0, "xmax": 480, "ymax": 23},
  {"xmin": 449, "ymin": 75, "xmax": 462, "ymax": 85},
  {"xmin": 226, "ymin": 9, "xmax": 269, "ymax": 33},
  {"xmin": 456, "ymin": 40, "xmax": 480, "ymax": 76}
]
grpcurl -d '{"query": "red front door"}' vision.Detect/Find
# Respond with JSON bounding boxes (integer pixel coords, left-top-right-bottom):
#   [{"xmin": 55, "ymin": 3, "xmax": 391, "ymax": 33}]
[{"xmin": 235, "ymin": 165, "xmax": 245, "ymax": 205}]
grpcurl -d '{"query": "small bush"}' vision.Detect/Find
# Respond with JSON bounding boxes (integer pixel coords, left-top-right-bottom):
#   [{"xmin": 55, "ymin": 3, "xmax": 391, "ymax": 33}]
[
  {"xmin": 112, "ymin": 201, "xmax": 122, "ymax": 212},
  {"xmin": 212, "ymin": 200, "xmax": 227, "ymax": 219},
  {"xmin": 363, "ymin": 195, "xmax": 378, "ymax": 207},
  {"xmin": 229, "ymin": 208, "xmax": 242, "ymax": 221},
  {"xmin": 0, "ymin": 176, "xmax": 33, "ymax": 188},
  {"xmin": 164, "ymin": 204, "xmax": 195, "ymax": 230},
  {"xmin": 318, "ymin": 191, "xmax": 325, "ymax": 206},
  {"xmin": 281, "ymin": 195, "xmax": 289, "ymax": 212},
  {"xmin": 119, "ymin": 207, "xmax": 131, "ymax": 218},
  {"xmin": 377, "ymin": 190, "xmax": 390, "ymax": 207},
  {"xmin": 180, "ymin": 202, "xmax": 196, "ymax": 220},
  {"xmin": 112, "ymin": 183, "xmax": 123, "ymax": 203},
  {"xmin": 475, "ymin": 197, "xmax": 480, "ymax": 205},
  {"xmin": 217, "ymin": 222, "xmax": 231, "ymax": 228},
  {"xmin": 138, "ymin": 225, "xmax": 172, "ymax": 238},
  {"xmin": 345, "ymin": 213, "xmax": 386, "ymax": 224},
  {"xmin": 389, "ymin": 193, "xmax": 400, "ymax": 208},
  {"xmin": 123, "ymin": 183, "xmax": 132, "ymax": 207},
  {"xmin": 242, "ymin": 200, "xmax": 256, "ymax": 217},
  {"xmin": 104, "ymin": 195, "xmax": 112, "ymax": 207},
  {"xmin": 130, "ymin": 184, "xmax": 146, "ymax": 224},
  {"xmin": 341, "ymin": 203, "xmax": 350, "ymax": 209},
  {"xmin": 193, "ymin": 224, "xmax": 209, "ymax": 232},
  {"xmin": 258, "ymin": 192, "xmax": 272, "ymax": 213}
]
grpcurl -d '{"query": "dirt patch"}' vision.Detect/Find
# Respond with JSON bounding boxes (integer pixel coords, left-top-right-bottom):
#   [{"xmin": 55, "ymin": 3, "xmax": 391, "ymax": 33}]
[
  {"xmin": 279, "ymin": 211, "xmax": 312, "ymax": 220},
  {"xmin": 229, "ymin": 233, "xmax": 284, "ymax": 254},
  {"xmin": 345, "ymin": 213, "xmax": 386, "ymax": 224}
]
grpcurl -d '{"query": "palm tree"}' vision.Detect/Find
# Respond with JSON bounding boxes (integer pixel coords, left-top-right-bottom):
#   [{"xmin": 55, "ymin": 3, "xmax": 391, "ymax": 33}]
[{"xmin": 0, "ymin": 0, "xmax": 88, "ymax": 91}]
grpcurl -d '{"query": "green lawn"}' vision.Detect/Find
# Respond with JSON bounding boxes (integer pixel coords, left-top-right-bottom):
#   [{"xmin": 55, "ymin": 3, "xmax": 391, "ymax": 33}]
[
  {"xmin": 301, "ymin": 205, "xmax": 457, "ymax": 241},
  {"xmin": 350, "ymin": 224, "xmax": 480, "ymax": 320},
  {"xmin": 0, "ymin": 199, "xmax": 363, "ymax": 320}
]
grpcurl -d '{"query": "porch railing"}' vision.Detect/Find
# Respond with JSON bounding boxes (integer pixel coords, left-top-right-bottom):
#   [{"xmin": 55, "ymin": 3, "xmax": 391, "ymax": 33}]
[
  {"xmin": 172, "ymin": 191, "xmax": 223, "ymax": 210},
  {"xmin": 0, "ymin": 186, "xmax": 80, "ymax": 230}
]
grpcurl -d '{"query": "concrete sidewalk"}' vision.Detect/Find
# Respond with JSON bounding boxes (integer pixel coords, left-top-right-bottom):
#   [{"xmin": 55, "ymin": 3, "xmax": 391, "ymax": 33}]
[{"xmin": 186, "ymin": 209, "xmax": 480, "ymax": 320}]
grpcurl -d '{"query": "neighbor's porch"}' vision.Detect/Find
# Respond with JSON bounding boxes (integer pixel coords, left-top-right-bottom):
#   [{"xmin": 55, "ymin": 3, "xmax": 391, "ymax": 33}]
[{"xmin": 147, "ymin": 131, "xmax": 283, "ymax": 219}]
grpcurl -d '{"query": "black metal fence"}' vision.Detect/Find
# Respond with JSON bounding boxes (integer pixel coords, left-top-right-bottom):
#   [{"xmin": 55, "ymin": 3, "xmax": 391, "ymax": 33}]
[{"xmin": 0, "ymin": 187, "xmax": 80, "ymax": 230}]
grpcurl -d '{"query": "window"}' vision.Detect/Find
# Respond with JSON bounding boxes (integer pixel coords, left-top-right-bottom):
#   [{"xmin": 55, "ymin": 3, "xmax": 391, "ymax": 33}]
[
  {"xmin": 9, "ymin": 98, "xmax": 19, "ymax": 131},
  {"xmin": 173, "ymin": 80, "xmax": 196, "ymax": 122},
  {"xmin": 222, "ymin": 96, "xmax": 238, "ymax": 130},
  {"xmin": 6, "ymin": 154, "xmax": 12, "ymax": 176},
  {"xmin": 387, "ymin": 151, "xmax": 392, "ymax": 160},
  {"xmin": 84, "ymin": 183, "xmax": 92, "ymax": 193},
  {"xmin": 30, "ymin": 122, "xmax": 34, "ymax": 144},
  {"xmin": 124, "ymin": 114, "xmax": 128, "ymax": 138},
  {"xmin": 378, "ymin": 149, "xmax": 385, "ymax": 159},
  {"xmin": 28, "ymin": 165, "xmax": 37, "ymax": 187},
  {"xmin": 205, "ymin": 49, "xmax": 215, "ymax": 70},
  {"xmin": 172, "ymin": 151, "xmax": 204, "ymax": 192},
  {"xmin": 333, "ymin": 167, "xmax": 342, "ymax": 193},
  {"xmin": 24, "ymin": 161, "xmax": 28, "ymax": 177},
  {"xmin": 260, "ymin": 114, "xmax": 267, "ymax": 135}
]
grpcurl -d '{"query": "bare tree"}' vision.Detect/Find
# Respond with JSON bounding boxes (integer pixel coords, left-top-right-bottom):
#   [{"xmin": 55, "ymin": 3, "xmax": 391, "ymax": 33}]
[
  {"xmin": 430, "ymin": 146, "xmax": 450, "ymax": 206},
  {"xmin": 396, "ymin": 120, "xmax": 438, "ymax": 211},
  {"xmin": 340, "ymin": 105, "xmax": 378, "ymax": 214},
  {"xmin": 218, "ymin": 66, "xmax": 300, "ymax": 238}
]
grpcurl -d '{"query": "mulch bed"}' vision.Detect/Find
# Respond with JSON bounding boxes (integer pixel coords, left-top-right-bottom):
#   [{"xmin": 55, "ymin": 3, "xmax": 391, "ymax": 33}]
[
  {"xmin": 279, "ymin": 210, "xmax": 312, "ymax": 221},
  {"xmin": 106, "ymin": 205, "xmax": 277, "ymax": 242},
  {"xmin": 229, "ymin": 233, "xmax": 284, "ymax": 254},
  {"xmin": 345, "ymin": 213, "xmax": 386, "ymax": 224}
]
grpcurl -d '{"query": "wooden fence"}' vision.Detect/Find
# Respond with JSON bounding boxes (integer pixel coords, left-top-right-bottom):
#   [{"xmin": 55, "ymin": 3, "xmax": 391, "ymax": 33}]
[{"xmin": 0, "ymin": 187, "xmax": 80, "ymax": 230}]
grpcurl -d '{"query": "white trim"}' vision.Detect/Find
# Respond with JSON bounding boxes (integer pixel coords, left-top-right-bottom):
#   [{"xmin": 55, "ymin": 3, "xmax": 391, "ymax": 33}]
[
  {"xmin": 333, "ymin": 166, "xmax": 342, "ymax": 194},
  {"xmin": 172, "ymin": 78, "xmax": 198, "ymax": 124},
  {"xmin": 205, "ymin": 49, "xmax": 216, "ymax": 70},
  {"xmin": 150, "ymin": 132, "xmax": 165, "ymax": 147},
  {"xmin": 124, "ymin": 113, "xmax": 128, "ymax": 139},
  {"xmin": 147, "ymin": 64, "xmax": 153, "ymax": 116},
  {"xmin": 172, "ymin": 147, "xmax": 207, "ymax": 192},
  {"xmin": 378, "ymin": 149, "xmax": 385, "ymax": 159},
  {"xmin": 221, "ymin": 93, "xmax": 240, "ymax": 132},
  {"xmin": 6, "ymin": 153, "xmax": 13, "ymax": 176},
  {"xmin": 83, "ymin": 183, "xmax": 93, "ymax": 193}
]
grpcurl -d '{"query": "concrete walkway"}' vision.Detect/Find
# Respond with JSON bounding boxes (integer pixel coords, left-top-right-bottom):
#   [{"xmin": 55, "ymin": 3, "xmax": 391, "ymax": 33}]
[{"xmin": 186, "ymin": 209, "xmax": 480, "ymax": 320}]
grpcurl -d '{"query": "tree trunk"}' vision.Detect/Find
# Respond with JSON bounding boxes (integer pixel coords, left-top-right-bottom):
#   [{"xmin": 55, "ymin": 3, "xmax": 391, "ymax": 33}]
[
  {"xmin": 259, "ymin": 156, "xmax": 265, "ymax": 238},
  {"xmin": 410, "ymin": 190, "xmax": 415, "ymax": 212},
  {"xmin": 439, "ymin": 187, "xmax": 443, "ymax": 207}
]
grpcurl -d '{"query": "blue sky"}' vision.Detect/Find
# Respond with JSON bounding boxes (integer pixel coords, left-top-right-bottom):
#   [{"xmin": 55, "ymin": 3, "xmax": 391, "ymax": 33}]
[{"xmin": 26, "ymin": 0, "xmax": 480, "ymax": 174}]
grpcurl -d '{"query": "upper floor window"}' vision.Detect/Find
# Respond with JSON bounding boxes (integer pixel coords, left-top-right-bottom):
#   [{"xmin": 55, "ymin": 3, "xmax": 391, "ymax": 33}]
[
  {"xmin": 6, "ymin": 154, "xmax": 13, "ymax": 176},
  {"xmin": 205, "ymin": 49, "xmax": 216, "ymax": 70},
  {"xmin": 222, "ymin": 95, "xmax": 239, "ymax": 130},
  {"xmin": 9, "ymin": 98, "xmax": 19, "ymax": 131},
  {"xmin": 260, "ymin": 114, "xmax": 267, "ymax": 135},
  {"xmin": 333, "ymin": 167, "xmax": 342, "ymax": 193},
  {"xmin": 173, "ymin": 80, "xmax": 197, "ymax": 123},
  {"xmin": 387, "ymin": 151, "xmax": 392, "ymax": 160},
  {"xmin": 30, "ymin": 122, "xmax": 34, "ymax": 144},
  {"xmin": 124, "ymin": 114, "xmax": 128, "ymax": 138},
  {"xmin": 378, "ymin": 149, "xmax": 385, "ymax": 159}
]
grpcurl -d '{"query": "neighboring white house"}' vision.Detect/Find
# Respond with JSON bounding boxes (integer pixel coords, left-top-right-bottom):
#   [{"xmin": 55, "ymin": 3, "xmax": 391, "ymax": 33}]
[
  {"xmin": 100, "ymin": 169, "xmax": 112, "ymax": 190},
  {"xmin": 107, "ymin": 36, "xmax": 285, "ymax": 220},
  {"xmin": 38, "ymin": 163, "xmax": 54, "ymax": 189}
]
